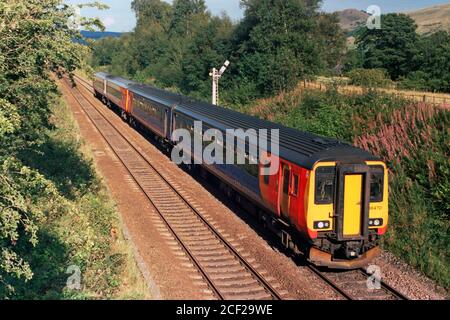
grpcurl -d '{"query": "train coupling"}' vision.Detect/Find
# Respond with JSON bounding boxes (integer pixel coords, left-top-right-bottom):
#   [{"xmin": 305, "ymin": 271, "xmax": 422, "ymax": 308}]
[{"xmin": 309, "ymin": 246, "xmax": 381, "ymax": 270}]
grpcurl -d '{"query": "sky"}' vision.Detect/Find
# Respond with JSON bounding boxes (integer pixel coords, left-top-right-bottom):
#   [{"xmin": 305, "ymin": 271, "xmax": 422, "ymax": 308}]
[{"xmin": 65, "ymin": 0, "xmax": 450, "ymax": 32}]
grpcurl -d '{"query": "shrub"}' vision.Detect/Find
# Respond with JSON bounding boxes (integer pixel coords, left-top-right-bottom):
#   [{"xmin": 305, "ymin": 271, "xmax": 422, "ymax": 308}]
[
  {"xmin": 347, "ymin": 68, "xmax": 393, "ymax": 88},
  {"xmin": 355, "ymin": 104, "xmax": 450, "ymax": 288}
]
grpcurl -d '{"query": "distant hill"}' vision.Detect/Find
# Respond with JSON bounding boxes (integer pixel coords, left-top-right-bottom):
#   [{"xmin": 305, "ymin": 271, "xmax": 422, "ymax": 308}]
[
  {"xmin": 407, "ymin": 3, "xmax": 450, "ymax": 35},
  {"xmin": 336, "ymin": 9, "xmax": 369, "ymax": 32},
  {"xmin": 336, "ymin": 3, "xmax": 450, "ymax": 34},
  {"xmin": 80, "ymin": 31, "xmax": 122, "ymax": 40}
]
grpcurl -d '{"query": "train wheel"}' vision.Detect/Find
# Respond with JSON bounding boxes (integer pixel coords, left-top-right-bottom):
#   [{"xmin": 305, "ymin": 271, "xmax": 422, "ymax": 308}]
[
  {"xmin": 121, "ymin": 111, "xmax": 127, "ymax": 122},
  {"xmin": 129, "ymin": 117, "xmax": 137, "ymax": 128}
]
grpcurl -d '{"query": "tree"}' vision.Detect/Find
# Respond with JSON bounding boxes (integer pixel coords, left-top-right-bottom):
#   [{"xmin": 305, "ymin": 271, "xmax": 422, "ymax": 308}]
[
  {"xmin": 356, "ymin": 13, "xmax": 420, "ymax": 80},
  {"xmin": 316, "ymin": 12, "xmax": 346, "ymax": 71},
  {"xmin": 0, "ymin": 0, "xmax": 103, "ymax": 295},
  {"xmin": 232, "ymin": 0, "xmax": 328, "ymax": 95},
  {"xmin": 91, "ymin": 37, "xmax": 123, "ymax": 67},
  {"xmin": 180, "ymin": 14, "xmax": 235, "ymax": 96},
  {"xmin": 90, "ymin": 0, "xmax": 346, "ymax": 100},
  {"xmin": 412, "ymin": 31, "xmax": 450, "ymax": 92},
  {"xmin": 170, "ymin": 0, "xmax": 208, "ymax": 37},
  {"xmin": 132, "ymin": 0, "xmax": 172, "ymax": 32}
]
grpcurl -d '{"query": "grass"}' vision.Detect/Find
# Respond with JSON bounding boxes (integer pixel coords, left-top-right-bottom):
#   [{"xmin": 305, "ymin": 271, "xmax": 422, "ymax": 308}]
[
  {"xmin": 7, "ymin": 94, "xmax": 150, "ymax": 299},
  {"xmin": 308, "ymin": 78, "xmax": 450, "ymax": 106}
]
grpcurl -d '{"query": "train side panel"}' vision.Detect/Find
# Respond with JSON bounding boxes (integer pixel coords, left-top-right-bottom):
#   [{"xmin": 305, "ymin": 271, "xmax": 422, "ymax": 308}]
[
  {"xmin": 93, "ymin": 75, "xmax": 106, "ymax": 96},
  {"xmin": 130, "ymin": 93, "xmax": 171, "ymax": 138},
  {"xmin": 105, "ymin": 80, "xmax": 125, "ymax": 109}
]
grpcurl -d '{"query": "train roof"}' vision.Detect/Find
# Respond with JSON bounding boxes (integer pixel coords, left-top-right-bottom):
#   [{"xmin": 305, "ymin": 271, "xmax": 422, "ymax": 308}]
[
  {"xmin": 95, "ymin": 72, "xmax": 137, "ymax": 88},
  {"xmin": 94, "ymin": 72, "xmax": 379, "ymax": 169},
  {"xmin": 175, "ymin": 99, "xmax": 378, "ymax": 169},
  {"xmin": 130, "ymin": 83, "xmax": 182, "ymax": 107},
  {"xmin": 94, "ymin": 72, "xmax": 110, "ymax": 79}
]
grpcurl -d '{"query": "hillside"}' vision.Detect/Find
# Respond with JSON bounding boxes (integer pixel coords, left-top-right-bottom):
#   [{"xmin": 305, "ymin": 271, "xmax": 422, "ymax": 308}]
[
  {"xmin": 407, "ymin": 3, "xmax": 450, "ymax": 34},
  {"xmin": 336, "ymin": 3, "xmax": 450, "ymax": 34},
  {"xmin": 336, "ymin": 9, "xmax": 369, "ymax": 32},
  {"xmin": 81, "ymin": 30, "xmax": 123, "ymax": 40}
]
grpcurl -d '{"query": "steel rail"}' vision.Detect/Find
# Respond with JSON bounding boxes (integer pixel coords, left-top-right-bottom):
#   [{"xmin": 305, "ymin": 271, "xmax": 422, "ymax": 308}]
[{"xmin": 66, "ymin": 75, "xmax": 283, "ymax": 300}]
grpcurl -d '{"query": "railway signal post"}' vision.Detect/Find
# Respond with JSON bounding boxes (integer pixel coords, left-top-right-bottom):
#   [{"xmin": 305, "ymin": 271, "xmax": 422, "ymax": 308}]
[{"xmin": 209, "ymin": 60, "xmax": 230, "ymax": 105}]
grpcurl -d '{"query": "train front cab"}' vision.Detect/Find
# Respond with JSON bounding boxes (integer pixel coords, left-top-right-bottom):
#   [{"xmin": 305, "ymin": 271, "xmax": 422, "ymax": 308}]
[{"xmin": 306, "ymin": 161, "xmax": 388, "ymax": 269}]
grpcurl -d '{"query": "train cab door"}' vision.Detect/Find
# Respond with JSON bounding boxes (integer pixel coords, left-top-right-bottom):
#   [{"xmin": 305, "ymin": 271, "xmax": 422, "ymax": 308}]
[
  {"xmin": 164, "ymin": 109, "xmax": 169, "ymax": 139},
  {"xmin": 280, "ymin": 164, "xmax": 291, "ymax": 221},
  {"xmin": 335, "ymin": 163, "xmax": 371, "ymax": 241},
  {"xmin": 279, "ymin": 163, "xmax": 301, "ymax": 226}
]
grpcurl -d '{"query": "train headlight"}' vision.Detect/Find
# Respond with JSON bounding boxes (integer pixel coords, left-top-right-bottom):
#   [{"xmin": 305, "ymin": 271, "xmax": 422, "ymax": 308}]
[
  {"xmin": 369, "ymin": 219, "xmax": 384, "ymax": 227},
  {"xmin": 314, "ymin": 221, "xmax": 331, "ymax": 230}
]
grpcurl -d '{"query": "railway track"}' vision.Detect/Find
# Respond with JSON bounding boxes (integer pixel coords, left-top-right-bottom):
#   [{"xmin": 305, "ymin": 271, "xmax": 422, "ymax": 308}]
[
  {"xmin": 63, "ymin": 76, "xmax": 284, "ymax": 300},
  {"xmin": 68, "ymin": 74, "xmax": 409, "ymax": 301},
  {"xmin": 307, "ymin": 265, "xmax": 408, "ymax": 300}
]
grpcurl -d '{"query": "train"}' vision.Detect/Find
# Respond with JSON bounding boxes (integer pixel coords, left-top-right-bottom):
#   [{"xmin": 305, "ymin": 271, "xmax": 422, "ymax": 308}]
[{"xmin": 92, "ymin": 72, "xmax": 389, "ymax": 269}]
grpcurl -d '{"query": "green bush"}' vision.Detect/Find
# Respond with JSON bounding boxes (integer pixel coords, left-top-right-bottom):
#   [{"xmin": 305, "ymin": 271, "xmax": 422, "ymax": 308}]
[
  {"xmin": 398, "ymin": 71, "xmax": 430, "ymax": 91},
  {"xmin": 1, "ymin": 97, "xmax": 147, "ymax": 299},
  {"xmin": 347, "ymin": 68, "xmax": 393, "ymax": 88}
]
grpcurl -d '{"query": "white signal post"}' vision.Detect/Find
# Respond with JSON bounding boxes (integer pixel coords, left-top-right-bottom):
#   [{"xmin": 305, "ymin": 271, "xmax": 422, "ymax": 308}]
[{"xmin": 209, "ymin": 60, "xmax": 230, "ymax": 105}]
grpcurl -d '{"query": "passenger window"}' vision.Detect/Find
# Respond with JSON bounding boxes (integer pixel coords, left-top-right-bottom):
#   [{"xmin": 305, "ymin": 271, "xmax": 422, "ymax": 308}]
[
  {"xmin": 315, "ymin": 167, "xmax": 335, "ymax": 205},
  {"xmin": 283, "ymin": 168, "xmax": 290, "ymax": 195},
  {"xmin": 292, "ymin": 174, "xmax": 299, "ymax": 197},
  {"xmin": 262, "ymin": 162, "xmax": 271, "ymax": 185},
  {"xmin": 370, "ymin": 166, "xmax": 384, "ymax": 202}
]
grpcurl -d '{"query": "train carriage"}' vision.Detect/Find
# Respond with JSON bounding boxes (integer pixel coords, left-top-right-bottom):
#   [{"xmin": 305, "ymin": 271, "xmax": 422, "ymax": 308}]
[
  {"xmin": 93, "ymin": 72, "xmax": 389, "ymax": 269},
  {"xmin": 93, "ymin": 71, "xmax": 108, "ymax": 102},
  {"xmin": 128, "ymin": 83, "xmax": 180, "ymax": 140}
]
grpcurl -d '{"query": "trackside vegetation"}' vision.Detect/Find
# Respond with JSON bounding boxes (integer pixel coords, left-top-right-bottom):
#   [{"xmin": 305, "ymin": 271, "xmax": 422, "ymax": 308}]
[
  {"xmin": 91, "ymin": 0, "xmax": 346, "ymax": 102},
  {"xmin": 0, "ymin": 1, "xmax": 148, "ymax": 299}
]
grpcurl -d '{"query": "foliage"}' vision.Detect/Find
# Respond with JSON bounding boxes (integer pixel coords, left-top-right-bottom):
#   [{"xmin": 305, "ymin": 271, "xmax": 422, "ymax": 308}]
[
  {"xmin": 354, "ymin": 14, "xmax": 450, "ymax": 93},
  {"xmin": 347, "ymin": 68, "xmax": 393, "ymax": 88},
  {"xmin": 356, "ymin": 13, "xmax": 420, "ymax": 81},
  {"xmin": 230, "ymin": 0, "xmax": 341, "ymax": 95},
  {"xmin": 0, "ymin": 0, "xmax": 114, "ymax": 296},
  {"xmin": 91, "ymin": 0, "xmax": 345, "ymax": 100},
  {"xmin": 1, "ymin": 96, "xmax": 148, "ymax": 299},
  {"xmin": 398, "ymin": 31, "xmax": 450, "ymax": 92},
  {"xmin": 355, "ymin": 105, "xmax": 450, "ymax": 287}
]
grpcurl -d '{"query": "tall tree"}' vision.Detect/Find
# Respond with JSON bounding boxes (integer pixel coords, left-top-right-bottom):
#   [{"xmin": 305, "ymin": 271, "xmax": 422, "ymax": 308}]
[
  {"xmin": 233, "ymin": 0, "xmax": 326, "ymax": 95},
  {"xmin": 180, "ymin": 14, "xmax": 235, "ymax": 96},
  {"xmin": 414, "ymin": 31, "xmax": 450, "ymax": 92},
  {"xmin": 356, "ymin": 13, "xmax": 420, "ymax": 80},
  {"xmin": 0, "ymin": 0, "xmax": 103, "ymax": 294},
  {"xmin": 170, "ymin": 0, "xmax": 208, "ymax": 37},
  {"xmin": 316, "ymin": 12, "xmax": 346, "ymax": 72},
  {"xmin": 132, "ymin": 0, "xmax": 172, "ymax": 32},
  {"xmin": 130, "ymin": 0, "xmax": 173, "ymax": 72}
]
